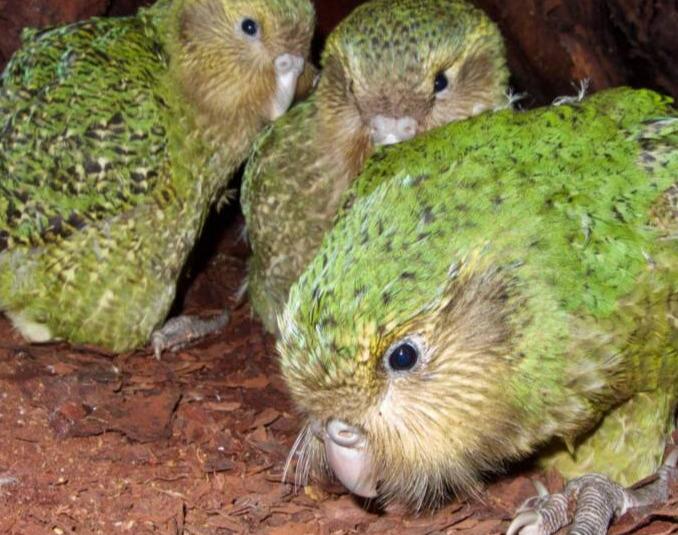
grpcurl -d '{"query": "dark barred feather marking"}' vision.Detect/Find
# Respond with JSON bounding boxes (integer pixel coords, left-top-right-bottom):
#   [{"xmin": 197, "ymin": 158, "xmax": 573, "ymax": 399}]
[{"xmin": 0, "ymin": 16, "xmax": 170, "ymax": 252}]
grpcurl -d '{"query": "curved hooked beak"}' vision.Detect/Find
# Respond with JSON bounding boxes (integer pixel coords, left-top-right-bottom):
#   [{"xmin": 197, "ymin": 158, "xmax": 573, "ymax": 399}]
[
  {"xmin": 317, "ymin": 419, "xmax": 379, "ymax": 498},
  {"xmin": 269, "ymin": 53, "xmax": 305, "ymax": 120}
]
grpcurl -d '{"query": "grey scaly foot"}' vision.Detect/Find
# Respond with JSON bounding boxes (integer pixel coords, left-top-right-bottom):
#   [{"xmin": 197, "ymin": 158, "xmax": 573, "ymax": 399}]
[
  {"xmin": 507, "ymin": 448, "xmax": 678, "ymax": 535},
  {"xmin": 151, "ymin": 310, "xmax": 230, "ymax": 359}
]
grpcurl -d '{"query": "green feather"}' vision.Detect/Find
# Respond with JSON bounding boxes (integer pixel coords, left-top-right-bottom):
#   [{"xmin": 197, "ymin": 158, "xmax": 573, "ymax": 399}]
[
  {"xmin": 0, "ymin": 16, "xmax": 171, "ymax": 251},
  {"xmin": 242, "ymin": 0, "xmax": 509, "ymax": 334},
  {"xmin": 279, "ymin": 88, "xmax": 677, "ymax": 501},
  {"xmin": 0, "ymin": 0, "xmax": 315, "ymax": 351}
]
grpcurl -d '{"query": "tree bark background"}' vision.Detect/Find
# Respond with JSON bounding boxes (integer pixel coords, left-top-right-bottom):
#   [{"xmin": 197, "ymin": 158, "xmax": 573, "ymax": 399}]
[
  {"xmin": 474, "ymin": 0, "xmax": 678, "ymax": 104},
  {"xmin": 0, "ymin": 0, "xmax": 676, "ymax": 105}
]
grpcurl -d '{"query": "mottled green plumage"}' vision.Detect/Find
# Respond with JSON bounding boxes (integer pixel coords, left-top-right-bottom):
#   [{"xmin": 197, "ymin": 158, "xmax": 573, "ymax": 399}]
[
  {"xmin": 242, "ymin": 0, "xmax": 509, "ymax": 333},
  {"xmin": 279, "ymin": 88, "xmax": 677, "ymax": 507},
  {"xmin": 0, "ymin": 0, "xmax": 315, "ymax": 351},
  {"xmin": 0, "ymin": 15, "xmax": 169, "ymax": 251}
]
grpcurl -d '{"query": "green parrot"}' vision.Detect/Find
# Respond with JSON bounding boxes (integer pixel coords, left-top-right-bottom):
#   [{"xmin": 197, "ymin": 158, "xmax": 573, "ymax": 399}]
[
  {"xmin": 0, "ymin": 0, "xmax": 315, "ymax": 355},
  {"xmin": 241, "ymin": 0, "xmax": 510, "ymax": 334},
  {"xmin": 278, "ymin": 87, "xmax": 677, "ymax": 534}
]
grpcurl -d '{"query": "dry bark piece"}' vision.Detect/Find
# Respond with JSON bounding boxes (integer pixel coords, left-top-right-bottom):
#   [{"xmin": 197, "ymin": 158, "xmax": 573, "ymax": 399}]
[
  {"xmin": 251, "ymin": 407, "xmax": 282, "ymax": 429},
  {"xmin": 320, "ymin": 494, "xmax": 379, "ymax": 532},
  {"xmin": 204, "ymin": 400, "xmax": 242, "ymax": 412},
  {"xmin": 49, "ymin": 385, "xmax": 181, "ymax": 442},
  {"xmin": 200, "ymin": 452, "xmax": 235, "ymax": 473}
]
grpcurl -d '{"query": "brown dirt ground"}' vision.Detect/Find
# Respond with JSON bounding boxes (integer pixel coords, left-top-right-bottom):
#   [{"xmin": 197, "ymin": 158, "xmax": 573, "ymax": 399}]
[{"xmin": 0, "ymin": 213, "xmax": 676, "ymax": 535}]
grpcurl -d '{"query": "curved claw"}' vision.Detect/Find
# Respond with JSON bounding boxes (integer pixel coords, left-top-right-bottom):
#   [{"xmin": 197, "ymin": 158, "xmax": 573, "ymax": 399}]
[
  {"xmin": 515, "ymin": 486, "xmax": 549, "ymax": 514},
  {"xmin": 532, "ymin": 480, "xmax": 549, "ymax": 498},
  {"xmin": 508, "ymin": 453, "xmax": 677, "ymax": 535},
  {"xmin": 507, "ymin": 510, "xmax": 542, "ymax": 535},
  {"xmin": 655, "ymin": 448, "xmax": 678, "ymax": 492},
  {"xmin": 151, "ymin": 311, "xmax": 230, "ymax": 359},
  {"xmin": 510, "ymin": 491, "xmax": 570, "ymax": 535}
]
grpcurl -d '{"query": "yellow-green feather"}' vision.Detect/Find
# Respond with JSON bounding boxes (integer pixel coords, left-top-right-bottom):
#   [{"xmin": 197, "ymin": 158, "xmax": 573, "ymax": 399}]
[
  {"xmin": 280, "ymin": 88, "xmax": 677, "ymax": 496},
  {"xmin": 0, "ymin": 0, "xmax": 315, "ymax": 351},
  {"xmin": 242, "ymin": 0, "xmax": 509, "ymax": 333}
]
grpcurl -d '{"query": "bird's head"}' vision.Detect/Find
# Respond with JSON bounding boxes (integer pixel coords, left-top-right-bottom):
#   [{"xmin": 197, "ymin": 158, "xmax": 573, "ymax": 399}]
[
  {"xmin": 167, "ymin": 0, "xmax": 315, "ymax": 139},
  {"xmin": 277, "ymin": 167, "xmax": 544, "ymax": 509},
  {"xmin": 317, "ymin": 0, "xmax": 509, "ymax": 149}
]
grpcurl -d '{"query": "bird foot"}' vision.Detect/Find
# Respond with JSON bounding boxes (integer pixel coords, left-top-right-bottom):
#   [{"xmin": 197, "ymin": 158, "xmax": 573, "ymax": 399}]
[
  {"xmin": 150, "ymin": 310, "xmax": 230, "ymax": 359},
  {"xmin": 507, "ymin": 449, "xmax": 678, "ymax": 535}
]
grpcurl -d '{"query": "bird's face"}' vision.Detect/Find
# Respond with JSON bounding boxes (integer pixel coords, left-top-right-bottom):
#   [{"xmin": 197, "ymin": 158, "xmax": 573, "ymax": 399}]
[
  {"xmin": 319, "ymin": 0, "xmax": 509, "ymax": 148},
  {"xmin": 173, "ymin": 0, "xmax": 315, "ymax": 124},
  {"xmin": 280, "ymin": 260, "xmax": 521, "ymax": 508},
  {"xmin": 278, "ymin": 173, "xmax": 526, "ymax": 508}
]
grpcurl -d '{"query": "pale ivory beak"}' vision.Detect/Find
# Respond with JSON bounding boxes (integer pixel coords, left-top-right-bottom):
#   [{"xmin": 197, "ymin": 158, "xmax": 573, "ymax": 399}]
[
  {"xmin": 369, "ymin": 115, "xmax": 418, "ymax": 146},
  {"xmin": 323, "ymin": 419, "xmax": 378, "ymax": 497},
  {"xmin": 270, "ymin": 53, "xmax": 305, "ymax": 120}
]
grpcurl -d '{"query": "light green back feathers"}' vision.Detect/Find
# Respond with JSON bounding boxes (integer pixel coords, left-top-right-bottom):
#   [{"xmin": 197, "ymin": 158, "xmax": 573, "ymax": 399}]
[
  {"xmin": 280, "ymin": 88, "xmax": 677, "ymax": 488},
  {"xmin": 285, "ymin": 88, "xmax": 676, "ymax": 365}
]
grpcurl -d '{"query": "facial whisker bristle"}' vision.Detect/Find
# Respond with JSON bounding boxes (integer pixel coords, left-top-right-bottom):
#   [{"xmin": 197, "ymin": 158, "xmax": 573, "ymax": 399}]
[{"xmin": 283, "ymin": 423, "xmax": 310, "ymax": 489}]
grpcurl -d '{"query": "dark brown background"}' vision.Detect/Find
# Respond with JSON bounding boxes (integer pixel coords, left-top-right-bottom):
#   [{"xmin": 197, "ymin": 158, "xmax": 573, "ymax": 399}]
[{"xmin": 1, "ymin": 0, "xmax": 676, "ymax": 105}]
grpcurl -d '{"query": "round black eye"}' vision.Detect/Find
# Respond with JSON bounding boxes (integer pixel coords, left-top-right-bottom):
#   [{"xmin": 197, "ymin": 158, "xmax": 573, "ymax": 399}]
[
  {"xmin": 434, "ymin": 72, "xmax": 449, "ymax": 93},
  {"xmin": 241, "ymin": 18, "xmax": 259, "ymax": 36},
  {"xmin": 388, "ymin": 342, "xmax": 419, "ymax": 372}
]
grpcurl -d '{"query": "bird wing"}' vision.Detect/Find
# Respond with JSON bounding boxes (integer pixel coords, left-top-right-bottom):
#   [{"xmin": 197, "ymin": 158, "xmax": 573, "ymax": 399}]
[
  {"xmin": 241, "ymin": 97, "xmax": 319, "ymax": 246},
  {"xmin": 0, "ymin": 15, "xmax": 171, "ymax": 253}
]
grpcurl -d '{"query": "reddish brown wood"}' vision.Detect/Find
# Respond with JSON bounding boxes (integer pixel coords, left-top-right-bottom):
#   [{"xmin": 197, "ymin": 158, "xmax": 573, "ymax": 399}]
[
  {"xmin": 315, "ymin": 0, "xmax": 364, "ymax": 38},
  {"xmin": 607, "ymin": 0, "xmax": 678, "ymax": 97},
  {"xmin": 474, "ymin": 0, "xmax": 678, "ymax": 103},
  {"xmin": 0, "ymin": 0, "xmax": 106, "ymax": 67},
  {"xmin": 0, "ymin": 0, "xmax": 156, "ymax": 67}
]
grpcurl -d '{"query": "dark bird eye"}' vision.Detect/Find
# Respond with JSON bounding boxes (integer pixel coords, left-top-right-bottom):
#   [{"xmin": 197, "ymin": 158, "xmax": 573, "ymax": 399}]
[
  {"xmin": 434, "ymin": 72, "xmax": 449, "ymax": 93},
  {"xmin": 388, "ymin": 342, "xmax": 419, "ymax": 372},
  {"xmin": 241, "ymin": 18, "xmax": 259, "ymax": 37}
]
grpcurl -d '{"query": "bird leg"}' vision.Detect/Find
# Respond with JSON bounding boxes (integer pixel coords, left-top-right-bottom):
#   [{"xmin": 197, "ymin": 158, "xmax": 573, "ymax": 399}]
[
  {"xmin": 507, "ymin": 448, "xmax": 678, "ymax": 535},
  {"xmin": 150, "ymin": 310, "xmax": 230, "ymax": 359}
]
